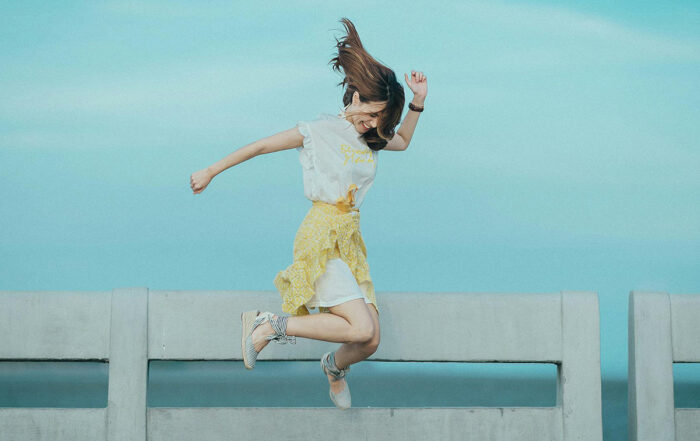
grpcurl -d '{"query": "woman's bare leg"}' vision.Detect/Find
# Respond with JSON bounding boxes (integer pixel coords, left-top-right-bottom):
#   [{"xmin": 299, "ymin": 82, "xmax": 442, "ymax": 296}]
[
  {"xmin": 325, "ymin": 301, "xmax": 379, "ymax": 395},
  {"xmin": 333, "ymin": 302, "xmax": 380, "ymax": 369},
  {"xmin": 249, "ymin": 298, "xmax": 375, "ymax": 352}
]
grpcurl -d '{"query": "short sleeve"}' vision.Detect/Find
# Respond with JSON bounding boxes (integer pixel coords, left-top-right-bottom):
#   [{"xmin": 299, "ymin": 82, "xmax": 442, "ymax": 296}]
[
  {"xmin": 296, "ymin": 120, "xmax": 315, "ymax": 170},
  {"xmin": 296, "ymin": 120, "xmax": 311, "ymax": 151}
]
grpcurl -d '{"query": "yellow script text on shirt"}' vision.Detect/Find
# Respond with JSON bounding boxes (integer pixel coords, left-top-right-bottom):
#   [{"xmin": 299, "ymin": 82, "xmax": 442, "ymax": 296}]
[{"xmin": 340, "ymin": 144, "xmax": 375, "ymax": 166}]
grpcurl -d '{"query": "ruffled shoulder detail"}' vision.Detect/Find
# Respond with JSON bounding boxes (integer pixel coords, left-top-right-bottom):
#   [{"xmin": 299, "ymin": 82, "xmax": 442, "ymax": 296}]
[
  {"xmin": 296, "ymin": 119, "xmax": 314, "ymax": 170},
  {"xmin": 273, "ymin": 204, "xmax": 378, "ymax": 317},
  {"xmin": 296, "ymin": 113, "xmax": 343, "ymax": 170},
  {"xmin": 296, "ymin": 120, "xmax": 312, "ymax": 141}
]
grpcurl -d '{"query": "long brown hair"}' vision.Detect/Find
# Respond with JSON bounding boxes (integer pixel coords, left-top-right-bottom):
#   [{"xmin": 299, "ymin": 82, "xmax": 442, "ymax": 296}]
[{"xmin": 329, "ymin": 18, "xmax": 405, "ymax": 151}]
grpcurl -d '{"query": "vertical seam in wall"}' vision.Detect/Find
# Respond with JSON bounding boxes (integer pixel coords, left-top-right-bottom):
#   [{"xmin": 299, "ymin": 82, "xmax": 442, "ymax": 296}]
[
  {"xmin": 666, "ymin": 292, "xmax": 676, "ymax": 436},
  {"xmin": 629, "ymin": 292, "xmax": 638, "ymax": 440},
  {"xmin": 145, "ymin": 288, "xmax": 150, "ymax": 433},
  {"xmin": 107, "ymin": 289, "xmax": 114, "ymax": 432},
  {"xmin": 560, "ymin": 290, "xmax": 565, "ymax": 440}
]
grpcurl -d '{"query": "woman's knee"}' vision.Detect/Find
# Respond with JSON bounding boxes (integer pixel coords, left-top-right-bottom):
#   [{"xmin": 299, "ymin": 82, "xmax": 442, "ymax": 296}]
[
  {"xmin": 329, "ymin": 298, "xmax": 375, "ymax": 343},
  {"xmin": 353, "ymin": 326, "xmax": 379, "ymax": 354},
  {"xmin": 363, "ymin": 335, "xmax": 379, "ymax": 354},
  {"xmin": 348, "ymin": 322, "xmax": 375, "ymax": 344},
  {"xmin": 364, "ymin": 304, "xmax": 380, "ymax": 353}
]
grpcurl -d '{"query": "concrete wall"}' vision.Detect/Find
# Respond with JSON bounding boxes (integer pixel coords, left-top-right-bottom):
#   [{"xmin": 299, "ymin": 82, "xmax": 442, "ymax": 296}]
[
  {"xmin": 628, "ymin": 291, "xmax": 700, "ymax": 441},
  {"xmin": 0, "ymin": 288, "xmax": 603, "ymax": 441}
]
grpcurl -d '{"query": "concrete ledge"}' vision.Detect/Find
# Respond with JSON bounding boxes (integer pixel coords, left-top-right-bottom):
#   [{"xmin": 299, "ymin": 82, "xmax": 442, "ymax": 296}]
[
  {"xmin": 0, "ymin": 408, "xmax": 106, "ymax": 441},
  {"xmin": 676, "ymin": 409, "xmax": 700, "ymax": 441},
  {"xmin": 149, "ymin": 290, "xmax": 565, "ymax": 362},
  {"xmin": 0, "ymin": 291, "xmax": 110, "ymax": 360},
  {"xmin": 147, "ymin": 407, "xmax": 564, "ymax": 441},
  {"xmin": 670, "ymin": 294, "xmax": 700, "ymax": 362}
]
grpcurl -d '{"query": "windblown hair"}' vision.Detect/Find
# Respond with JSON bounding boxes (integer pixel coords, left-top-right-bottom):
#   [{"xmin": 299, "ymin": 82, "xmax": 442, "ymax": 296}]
[{"xmin": 329, "ymin": 17, "xmax": 405, "ymax": 151}]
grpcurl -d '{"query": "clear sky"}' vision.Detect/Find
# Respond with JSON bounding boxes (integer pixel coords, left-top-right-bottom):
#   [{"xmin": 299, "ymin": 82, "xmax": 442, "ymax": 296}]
[{"xmin": 1, "ymin": 0, "xmax": 699, "ymax": 392}]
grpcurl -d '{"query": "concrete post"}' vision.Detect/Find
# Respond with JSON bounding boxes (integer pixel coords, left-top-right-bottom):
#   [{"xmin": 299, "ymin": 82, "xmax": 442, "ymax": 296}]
[
  {"xmin": 107, "ymin": 287, "xmax": 148, "ymax": 441},
  {"xmin": 628, "ymin": 291, "xmax": 675, "ymax": 441},
  {"xmin": 557, "ymin": 290, "xmax": 603, "ymax": 441}
]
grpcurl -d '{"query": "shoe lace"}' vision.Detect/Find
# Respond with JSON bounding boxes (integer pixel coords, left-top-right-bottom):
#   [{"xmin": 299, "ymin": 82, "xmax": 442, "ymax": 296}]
[
  {"xmin": 264, "ymin": 314, "xmax": 297, "ymax": 345},
  {"xmin": 323, "ymin": 352, "xmax": 349, "ymax": 380}
]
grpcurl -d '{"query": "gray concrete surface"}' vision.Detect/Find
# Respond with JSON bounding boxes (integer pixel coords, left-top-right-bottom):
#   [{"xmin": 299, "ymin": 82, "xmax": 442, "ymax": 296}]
[
  {"xmin": 107, "ymin": 287, "xmax": 148, "ymax": 441},
  {"xmin": 628, "ymin": 291, "xmax": 700, "ymax": 441},
  {"xmin": 0, "ymin": 288, "xmax": 603, "ymax": 440}
]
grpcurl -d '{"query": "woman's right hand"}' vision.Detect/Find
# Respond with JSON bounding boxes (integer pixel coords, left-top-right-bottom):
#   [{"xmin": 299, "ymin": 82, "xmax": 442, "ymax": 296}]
[{"xmin": 190, "ymin": 168, "xmax": 213, "ymax": 194}]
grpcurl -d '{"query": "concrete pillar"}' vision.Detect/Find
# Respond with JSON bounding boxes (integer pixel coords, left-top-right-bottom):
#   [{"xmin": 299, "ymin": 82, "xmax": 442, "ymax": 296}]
[
  {"xmin": 628, "ymin": 291, "xmax": 675, "ymax": 441},
  {"xmin": 107, "ymin": 287, "xmax": 148, "ymax": 441},
  {"xmin": 557, "ymin": 290, "xmax": 603, "ymax": 441}
]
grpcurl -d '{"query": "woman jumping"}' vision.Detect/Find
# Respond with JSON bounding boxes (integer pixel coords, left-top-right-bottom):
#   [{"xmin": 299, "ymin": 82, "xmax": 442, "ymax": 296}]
[{"xmin": 189, "ymin": 17, "xmax": 427, "ymax": 410}]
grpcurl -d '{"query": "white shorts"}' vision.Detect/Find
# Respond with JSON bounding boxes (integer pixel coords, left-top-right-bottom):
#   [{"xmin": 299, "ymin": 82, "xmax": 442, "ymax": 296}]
[{"xmin": 305, "ymin": 258, "xmax": 372, "ymax": 309}]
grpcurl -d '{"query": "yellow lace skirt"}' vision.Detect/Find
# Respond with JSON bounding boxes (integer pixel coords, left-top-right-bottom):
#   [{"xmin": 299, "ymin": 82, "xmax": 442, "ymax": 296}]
[{"xmin": 273, "ymin": 200, "xmax": 378, "ymax": 317}]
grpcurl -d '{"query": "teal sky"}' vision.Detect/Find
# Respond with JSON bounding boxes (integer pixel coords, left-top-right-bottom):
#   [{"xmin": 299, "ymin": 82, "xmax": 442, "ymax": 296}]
[{"xmin": 2, "ymin": 0, "xmax": 699, "ymax": 385}]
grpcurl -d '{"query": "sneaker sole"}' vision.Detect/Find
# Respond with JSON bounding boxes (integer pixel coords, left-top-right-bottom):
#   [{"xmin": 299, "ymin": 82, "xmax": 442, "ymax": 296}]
[{"xmin": 241, "ymin": 310, "xmax": 260, "ymax": 370}]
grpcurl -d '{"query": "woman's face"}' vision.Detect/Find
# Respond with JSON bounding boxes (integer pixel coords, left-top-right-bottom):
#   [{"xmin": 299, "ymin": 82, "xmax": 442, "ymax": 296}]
[{"xmin": 346, "ymin": 91, "xmax": 387, "ymax": 134}]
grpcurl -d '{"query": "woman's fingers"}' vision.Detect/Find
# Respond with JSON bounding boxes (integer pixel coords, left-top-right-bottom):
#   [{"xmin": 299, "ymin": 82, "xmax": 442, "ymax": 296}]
[
  {"xmin": 190, "ymin": 170, "xmax": 211, "ymax": 194},
  {"xmin": 409, "ymin": 70, "xmax": 426, "ymax": 83}
]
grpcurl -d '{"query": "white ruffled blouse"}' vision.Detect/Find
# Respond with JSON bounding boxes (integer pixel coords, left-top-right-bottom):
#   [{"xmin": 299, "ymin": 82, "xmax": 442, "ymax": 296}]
[{"xmin": 296, "ymin": 112, "xmax": 379, "ymax": 210}]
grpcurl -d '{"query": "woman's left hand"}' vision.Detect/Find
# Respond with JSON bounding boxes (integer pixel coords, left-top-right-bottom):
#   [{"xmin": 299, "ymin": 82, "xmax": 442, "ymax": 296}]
[{"xmin": 405, "ymin": 70, "xmax": 427, "ymax": 100}]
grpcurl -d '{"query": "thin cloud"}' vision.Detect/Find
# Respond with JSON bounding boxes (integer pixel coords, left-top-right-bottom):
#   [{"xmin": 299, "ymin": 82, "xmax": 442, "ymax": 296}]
[
  {"xmin": 458, "ymin": 0, "xmax": 700, "ymax": 62},
  {"xmin": 96, "ymin": 1, "xmax": 299, "ymax": 18},
  {"xmin": 0, "ymin": 61, "xmax": 330, "ymax": 115}
]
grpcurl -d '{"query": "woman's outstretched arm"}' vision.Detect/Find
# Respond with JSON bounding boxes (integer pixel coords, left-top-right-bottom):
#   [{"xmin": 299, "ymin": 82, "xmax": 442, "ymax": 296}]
[{"xmin": 190, "ymin": 127, "xmax": 304, "ymax": 194}]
